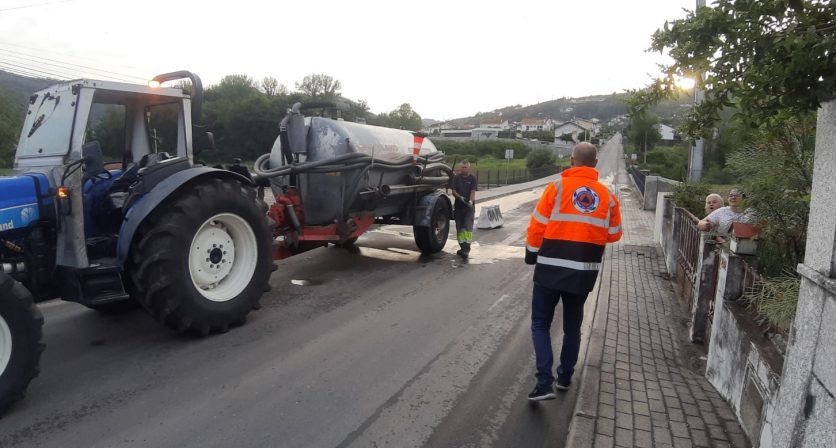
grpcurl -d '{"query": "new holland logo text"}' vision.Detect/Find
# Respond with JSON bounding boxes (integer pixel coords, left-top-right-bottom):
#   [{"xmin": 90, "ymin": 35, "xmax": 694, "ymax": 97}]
[{"xmin": 0, "ymin": 220, "xmax": 14, "ymax": 231}]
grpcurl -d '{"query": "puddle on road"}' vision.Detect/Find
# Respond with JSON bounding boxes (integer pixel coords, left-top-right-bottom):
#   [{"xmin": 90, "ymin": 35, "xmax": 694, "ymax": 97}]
[
  {"xmin": 443, "ymin": 242, "xmax": 523, "ymax": 266},
  {"xmin": 344, "ymin": 241, "xmax": 524, "ymax": 267},
  {"xmin": 357, "ymin": 246, "xmax": 423, "ymax": 263},
  {"xmin": 291, "ymin": 279, "xmax": 322, "ymax": 286}
]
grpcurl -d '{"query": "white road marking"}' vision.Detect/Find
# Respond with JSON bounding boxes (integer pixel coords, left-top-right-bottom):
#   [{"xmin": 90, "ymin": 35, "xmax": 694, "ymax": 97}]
[{"xmin": 488, "ymin": 294, "xmax": 510, "ymax": 312}]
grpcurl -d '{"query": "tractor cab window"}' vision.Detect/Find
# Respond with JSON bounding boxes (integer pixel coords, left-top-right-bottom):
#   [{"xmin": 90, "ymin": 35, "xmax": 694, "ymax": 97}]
[
  {"xmin": 15, "ymin": 86, "xmax": 78, "ymax": 158},
  {"xmin": 145, "ymin": 103, "xmax": 182, "ymax": 154},
  {"xmin": 84, "ymin": 103, "xmax": 127, "ymax": 166}
]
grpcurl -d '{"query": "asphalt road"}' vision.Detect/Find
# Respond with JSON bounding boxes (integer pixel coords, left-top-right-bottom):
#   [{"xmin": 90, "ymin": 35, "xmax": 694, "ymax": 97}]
[{"xmin": 0, "ymin": 137, "xmax": 622, "ymax": 448}]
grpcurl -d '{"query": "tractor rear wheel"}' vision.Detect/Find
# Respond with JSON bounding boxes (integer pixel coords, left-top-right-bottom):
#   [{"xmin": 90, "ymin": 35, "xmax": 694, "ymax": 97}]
[
  {"xmin": 413, "ymin": 197, "xmax": 451, "ymax": 254},
  {"xmin": 127, "ymin": 178, "xmax": 273, "ymax": 335},
  {"xmin": 0, "ymin": 272, "xmax": 44, "ymax": 415}
]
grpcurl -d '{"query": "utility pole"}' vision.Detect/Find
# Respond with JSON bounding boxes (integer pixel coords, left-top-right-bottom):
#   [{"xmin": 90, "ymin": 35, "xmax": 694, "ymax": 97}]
[{"xmin": 688, "ymin": 0, "xmax": 706, "ymax": 182}]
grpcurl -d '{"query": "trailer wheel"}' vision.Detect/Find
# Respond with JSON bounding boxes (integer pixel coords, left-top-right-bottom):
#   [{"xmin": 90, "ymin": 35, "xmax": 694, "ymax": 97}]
[
  {"xmin": 413, "ymin": 198, "xmax": 450, "ymax": 254},
  {"xmin": 0, "ymin": 273, "xmax": 44, "ymax": 415},
  {"xmin": 127, "ymin": 178, "xmax": 273, "ymax": 335}
]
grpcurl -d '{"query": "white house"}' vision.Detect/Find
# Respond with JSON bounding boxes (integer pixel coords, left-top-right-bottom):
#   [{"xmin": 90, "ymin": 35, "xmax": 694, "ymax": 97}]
[
  {"xmin": 478, "ymin": 117, "xmax": 510, "ymax": 130},
  {"xmin": 520, "ymin": 118, "xmax": 554, "ymax": 132},
  {"xmin": 656, "ymin": 123, "xmax": 676, "ymax": 140},
  {"xmin": 554, "ymin": 119, "xmax": 598, "ymax": 142}
]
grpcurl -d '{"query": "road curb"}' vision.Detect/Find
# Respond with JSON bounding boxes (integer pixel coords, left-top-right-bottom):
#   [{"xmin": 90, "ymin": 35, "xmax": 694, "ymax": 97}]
[{"xmin": 565, "ymin": 243, "xmax": 614, "ymax": 448}]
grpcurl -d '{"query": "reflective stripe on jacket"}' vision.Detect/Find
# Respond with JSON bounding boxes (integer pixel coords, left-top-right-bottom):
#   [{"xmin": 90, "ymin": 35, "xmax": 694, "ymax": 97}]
[{"xmin": 525, "ymin": 166, "xmax": 623, "ymax": 294}]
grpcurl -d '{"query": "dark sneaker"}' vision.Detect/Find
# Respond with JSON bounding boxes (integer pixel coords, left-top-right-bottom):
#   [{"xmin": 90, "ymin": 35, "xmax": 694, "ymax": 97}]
[
  {"xmin": 555, "ymin": 378, "xmax": 571, "ymax": 391},
  {"xmin": 528, "ymin": 383, "xmax": 556, "ymax": 401},
  {"xmin": 457, "ymin": 249, "xmax": 469, "ymax": 259}
]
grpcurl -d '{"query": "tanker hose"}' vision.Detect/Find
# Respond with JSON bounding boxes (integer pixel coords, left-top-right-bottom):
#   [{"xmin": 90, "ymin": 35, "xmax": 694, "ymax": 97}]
[{"xmin": 253, "ymin": 148, "xmax": 451, "ymax": 179}]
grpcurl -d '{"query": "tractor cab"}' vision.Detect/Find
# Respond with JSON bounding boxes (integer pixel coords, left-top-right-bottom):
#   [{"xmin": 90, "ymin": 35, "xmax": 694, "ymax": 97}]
[{"xmin": 6, "ymin": 72, "xmax": 215, "ymax": 305}]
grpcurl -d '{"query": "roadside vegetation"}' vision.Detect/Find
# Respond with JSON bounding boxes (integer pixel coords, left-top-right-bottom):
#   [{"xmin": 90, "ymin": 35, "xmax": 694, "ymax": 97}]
[{"xmin": 633, "ymin": 0, "xmax": 834, "ymax": 331}]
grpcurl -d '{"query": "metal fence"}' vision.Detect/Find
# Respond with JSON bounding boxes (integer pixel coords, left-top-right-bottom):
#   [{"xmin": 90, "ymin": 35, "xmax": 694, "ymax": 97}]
[
  {"xmin": 628, "ymin": 166, "xmax": 646, "ymax": 195},
  {"xmin": 473, "ymin": 166, "xmax": 564, "ymax": 190},
  {"xmin": 740, "ymin": 257, "xmax": 763, "ymax": 298},
  {"xmin": 674, "ymin": 207, "xmax": 701, "ymax": 286}
]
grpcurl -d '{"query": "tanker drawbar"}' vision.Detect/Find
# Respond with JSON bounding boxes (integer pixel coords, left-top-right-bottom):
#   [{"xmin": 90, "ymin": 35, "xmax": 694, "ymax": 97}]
[{"xmin": 254, "ymin": 102, "xmax": 453, "ymax": 258}]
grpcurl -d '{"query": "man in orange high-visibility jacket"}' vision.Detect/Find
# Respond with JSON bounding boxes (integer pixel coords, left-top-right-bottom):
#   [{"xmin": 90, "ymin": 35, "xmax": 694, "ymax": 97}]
[{"xmin": 525, "ymin": 142, "xmax": 622, "ymax": 401}]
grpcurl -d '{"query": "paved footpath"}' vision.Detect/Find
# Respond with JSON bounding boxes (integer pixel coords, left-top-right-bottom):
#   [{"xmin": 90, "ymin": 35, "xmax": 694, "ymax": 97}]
[{"xmin": 566, "ymin": 159, "xmax": 750, "ymax": 448}]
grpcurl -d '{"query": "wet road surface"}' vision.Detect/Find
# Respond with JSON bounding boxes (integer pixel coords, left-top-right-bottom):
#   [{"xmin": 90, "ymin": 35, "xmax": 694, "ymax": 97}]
[{"xmin": 0, "ymin": 138, "xmax": 621, "ymax": 448}]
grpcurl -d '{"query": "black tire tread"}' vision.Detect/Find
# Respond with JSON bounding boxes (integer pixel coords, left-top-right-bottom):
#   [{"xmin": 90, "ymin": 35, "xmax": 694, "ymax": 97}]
[
  {"xmin": 126, "ymin": 178, "xmax": 272, "ymax": 336},
  {"xmin": 0, "ymin": 273, "xmax": 45, "ymax": 416},
  {"xmin": 413, "ymin": 197, "xmax": 451, "ymax": 254}
]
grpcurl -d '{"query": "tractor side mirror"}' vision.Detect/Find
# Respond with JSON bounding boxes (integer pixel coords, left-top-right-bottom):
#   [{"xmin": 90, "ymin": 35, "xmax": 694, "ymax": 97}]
[{"xmin": 193, "ymin": 125, "xmax": 215, "ymax": 155}]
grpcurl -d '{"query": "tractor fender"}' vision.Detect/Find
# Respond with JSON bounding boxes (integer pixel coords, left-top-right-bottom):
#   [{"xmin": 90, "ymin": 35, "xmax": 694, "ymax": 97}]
[
  {"xmin": 414, "ymin": 191, "xmax": 452, "ymax": 227},
  {"xmin": 116, "ymin": 167, "xmax": 251, "ymax": 264}
]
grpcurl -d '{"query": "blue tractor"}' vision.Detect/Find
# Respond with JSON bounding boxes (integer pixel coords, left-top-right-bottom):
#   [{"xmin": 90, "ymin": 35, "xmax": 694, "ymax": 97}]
[{"xmin": 0, "ymin": 72, "xmax": 274, "ymax": 413}]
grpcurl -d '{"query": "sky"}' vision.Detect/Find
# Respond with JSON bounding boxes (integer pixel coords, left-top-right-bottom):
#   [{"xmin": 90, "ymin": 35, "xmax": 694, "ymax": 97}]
[{"xmin": 0, "ymin": 0, "xmax": 698, "ymax": 120}]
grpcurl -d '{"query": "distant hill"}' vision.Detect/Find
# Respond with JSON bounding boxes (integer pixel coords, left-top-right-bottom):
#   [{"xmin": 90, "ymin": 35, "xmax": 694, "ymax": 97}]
[
  {"xmin": 440, "ymin": 91, "xmax": 695, "ymax": 129},
  {"xmin": 442, "ymin": 93, "xmax": 632, "ymax": 127},
  {"xmin": 0, "ymin": 70, "xmax": 55, "ymax": 101}
]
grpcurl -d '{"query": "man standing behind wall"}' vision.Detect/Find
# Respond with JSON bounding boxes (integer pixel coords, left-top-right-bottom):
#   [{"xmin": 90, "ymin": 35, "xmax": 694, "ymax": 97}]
[
  {"xmin": 525, "ymin": 143, "xmax": 623, "ymax": 401},
  {"xmin": 450, "ymin": 160, "xmax": 477, "ymax": 258}
]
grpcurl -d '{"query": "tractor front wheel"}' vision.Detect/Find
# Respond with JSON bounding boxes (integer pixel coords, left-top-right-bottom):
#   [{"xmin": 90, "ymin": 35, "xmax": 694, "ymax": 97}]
[
  {"xmin": 0, "ymin": 272, "xmax": 44, "ymax": 415},
  {"xmin": 127, "ymin": 178, "xmax": 273, "ymax": 335}
]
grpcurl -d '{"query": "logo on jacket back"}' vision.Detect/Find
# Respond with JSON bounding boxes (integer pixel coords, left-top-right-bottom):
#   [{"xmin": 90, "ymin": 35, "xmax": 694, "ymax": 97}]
[{"xmin": 572, "ymin": 187, "xmax": 600, "ymax": 214}]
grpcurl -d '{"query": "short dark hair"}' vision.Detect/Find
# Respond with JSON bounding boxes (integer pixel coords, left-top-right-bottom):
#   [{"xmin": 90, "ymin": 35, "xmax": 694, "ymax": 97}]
[{"xmin": 572, "ymin": 143, "xmax": 598, "ymax": 167}]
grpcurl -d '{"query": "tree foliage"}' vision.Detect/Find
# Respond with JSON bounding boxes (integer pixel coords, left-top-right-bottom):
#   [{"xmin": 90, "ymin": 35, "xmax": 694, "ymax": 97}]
[
  {"xmin": 626, "ymin": 112, "xmax": 661, "ymax": 154},
  {"xmin": 205, "ymin": 74, "xmax": 260, "ymax": 102},
  {"xmin": 370, "ymin": 103, "xmax": 422, "ymax": 131},
  {"xmin": 643, "ymin": 0, "xmax": 835, "ymax": 137},
  {"xmin": 260, "ymin": 76, "xmax": 287, "ymax": 97},
  {"xmin": 295, "ymin": 73, "xmax": 342, "ymax": 99},
  {"xmin": 726, "ymin": 112, "xmax": 815, "ymax": 275},
  {"xmin": 526, "ymin": 148, "xmax": 556, "ymax": 170},
  {"xmin": 0, "ymin": 85, "xmax": 24, "ymax": 168}
]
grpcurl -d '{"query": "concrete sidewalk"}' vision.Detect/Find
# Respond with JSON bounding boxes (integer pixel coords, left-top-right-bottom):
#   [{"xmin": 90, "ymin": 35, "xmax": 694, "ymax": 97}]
[{"xmin": 566, "ymin": 162, "xmax": 749, "ymax": 448}]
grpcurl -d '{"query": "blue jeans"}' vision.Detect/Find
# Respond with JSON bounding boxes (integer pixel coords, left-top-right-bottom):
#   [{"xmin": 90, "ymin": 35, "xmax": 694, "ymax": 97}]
[{"xmin": 531, "ymin": 283, "xmax": 588, "ymax": 386}]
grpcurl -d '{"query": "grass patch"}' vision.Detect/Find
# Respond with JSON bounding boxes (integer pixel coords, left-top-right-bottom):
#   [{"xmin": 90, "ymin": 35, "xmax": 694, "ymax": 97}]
[{"xmin": 741, "ymin": 272, "xmax": 799, "ymax": 332}]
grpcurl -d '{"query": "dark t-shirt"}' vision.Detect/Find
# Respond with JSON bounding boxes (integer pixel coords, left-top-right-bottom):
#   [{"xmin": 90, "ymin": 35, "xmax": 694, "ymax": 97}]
[{"xmin": 450, "ymin": 173, "xmax": 478, "ymax": 206}]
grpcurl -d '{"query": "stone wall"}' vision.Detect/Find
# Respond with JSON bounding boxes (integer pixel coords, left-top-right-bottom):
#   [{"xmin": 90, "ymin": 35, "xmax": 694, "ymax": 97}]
[
  {"xmin": 763, "ymin": 100, "xmax": 836, "ymax": 448},
  {"xmin": 642, "ymin": 175, "xmax": 680, "ymax": 210},
  {"xmin": 707, "ymin": 251, "xmax": 783, "ymax": 447}
]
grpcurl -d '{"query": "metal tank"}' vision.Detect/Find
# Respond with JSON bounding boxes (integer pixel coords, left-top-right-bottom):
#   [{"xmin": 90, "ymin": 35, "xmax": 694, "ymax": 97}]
[{"xmin": 260, "ymin": 104, "xmax": 448, "ymax": 226}]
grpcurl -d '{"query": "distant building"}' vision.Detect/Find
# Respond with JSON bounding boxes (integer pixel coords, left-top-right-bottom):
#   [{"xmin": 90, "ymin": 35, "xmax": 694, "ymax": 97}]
[
  {"xmin": 478, "ymin": 117, "xmax": 510, "ymax": 130},
  {"xmin": 656, "ymin": 123, "xmax": 676, "ymax": 141},
  {"xmin": 554, "ymin": 119, "xmax": 599, "ymax": 142},
  {"xmin": 439, "ymin": 129, "xmax": 474, "ymax": 138},
  {"xmin": 520, "ymin": 118, "xmax": 554, "ymax": 132}
]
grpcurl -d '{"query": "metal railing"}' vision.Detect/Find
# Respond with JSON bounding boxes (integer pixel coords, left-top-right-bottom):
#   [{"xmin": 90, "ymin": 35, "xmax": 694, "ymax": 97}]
[
  {"xmin": 628, "ymin": 166, "xmax": 646, "ymax": 195},
  {"xmin": 740, "ymin": 257, "xmax": 763, "ymax": 297},
  {"xmin": 473, "ymin": 166, "xmax": 564, "ymax": 190},
  {"xmin": 674, "ymin": 207, "xmax": 701, "ymax": 286}
]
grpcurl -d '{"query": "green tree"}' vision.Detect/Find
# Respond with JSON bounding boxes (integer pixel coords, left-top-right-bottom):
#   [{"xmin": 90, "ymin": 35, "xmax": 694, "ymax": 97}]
[
  {"xmin": 626, "ymin": 111, "xmax": 661, "ymax": 162},
  {"xmin": 295, "ymin": 73, "xmax": 342, "ymax": 99},
  {"xmin": 646, "ymin": 0, "xmax": 835, "ymax": 137},
  {"xmin": 0, "ymin": 86, "xmax": 24, "ymax": 168},
  {"xmin": 726, "ymin": 112, "xmax": 815, "ymax": 275},
  {"xmin": 558, "ymin": 132, "xmax": 575, "ymax": 143},
  {"xmin": 260, "ymin": 76, "xmax": 288, "ymax": 97},
  {"xmin": 526, "ymin": 148, "xmax": 556, "ymax": 170},
  {"xmin": 206, "ymin": 74, "xmax": 260, "ymax": 101},
  {"xmin": 372, "ymin": 103, "xmax": 422, "ymax": 131}
]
